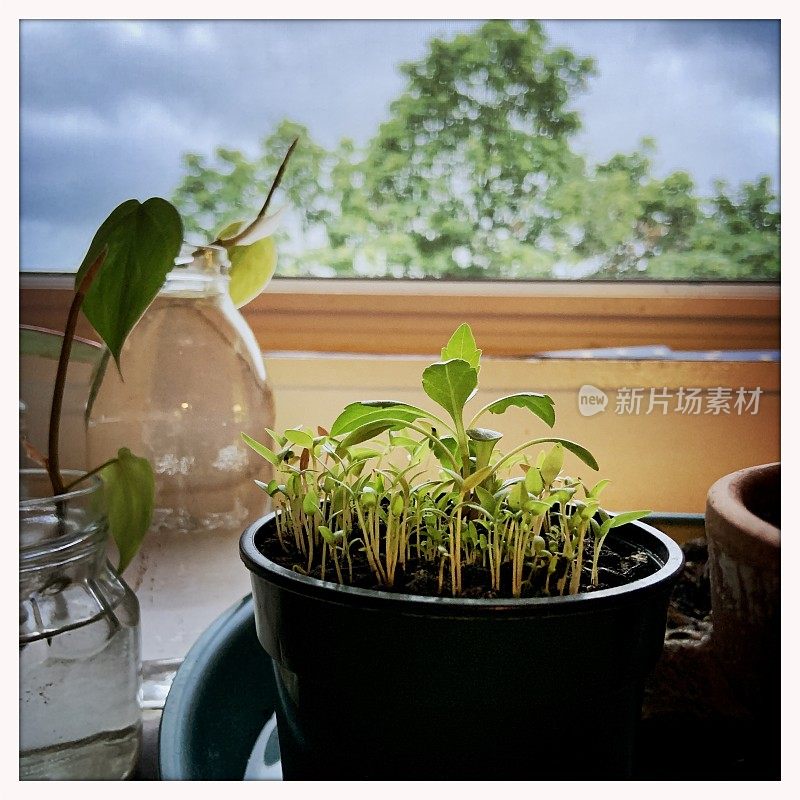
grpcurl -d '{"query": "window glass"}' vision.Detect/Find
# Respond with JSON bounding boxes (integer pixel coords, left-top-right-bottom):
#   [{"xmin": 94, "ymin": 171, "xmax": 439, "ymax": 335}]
[{"xmin": 20, "ymin": 19, "xmax": 779, "ymax": 280}]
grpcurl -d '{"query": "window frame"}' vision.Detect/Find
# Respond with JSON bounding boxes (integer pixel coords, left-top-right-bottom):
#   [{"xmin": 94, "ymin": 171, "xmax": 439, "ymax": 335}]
[{"xmin": 19, "ymin": 274, "xmax": 779, "ymax": 356}]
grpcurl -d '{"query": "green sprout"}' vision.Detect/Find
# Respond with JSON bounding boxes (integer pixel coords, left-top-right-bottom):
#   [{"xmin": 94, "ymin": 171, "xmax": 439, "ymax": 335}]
[{"xmin": 245, "ymin": 324, "xmax": 650, "ymax": 597}]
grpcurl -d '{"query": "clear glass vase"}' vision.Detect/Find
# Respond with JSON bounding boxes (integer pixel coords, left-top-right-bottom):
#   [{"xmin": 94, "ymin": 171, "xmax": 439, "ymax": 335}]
[
  {"xmin": 85, "ymin": 244, "xmax": 275, "ymax": 706},
  {"xmin": 19, "ymin": 470, "xmax": 141, "ymax": 780}
]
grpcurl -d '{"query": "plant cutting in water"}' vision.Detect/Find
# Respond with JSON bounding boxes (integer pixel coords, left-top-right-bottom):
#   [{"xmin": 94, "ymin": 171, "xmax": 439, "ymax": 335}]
[
  {"xmin": 25, "ymin": 140, "xmax": 298, "ymax": 570},
  {"xmin": 244, "ymin": 323, "xmax": 650, "ymax": 597}
]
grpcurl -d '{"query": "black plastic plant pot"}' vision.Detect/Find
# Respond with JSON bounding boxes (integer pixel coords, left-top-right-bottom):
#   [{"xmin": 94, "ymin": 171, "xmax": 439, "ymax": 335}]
[{"xmin": 240, "ymin": 513, "xmax": 683, "ymax": 780}]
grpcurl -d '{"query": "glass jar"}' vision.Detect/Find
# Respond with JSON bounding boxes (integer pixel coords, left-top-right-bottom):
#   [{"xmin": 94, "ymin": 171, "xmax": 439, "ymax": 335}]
[
  {"xmin": 85, "ymin": 244, "xmax": 275, "ymax": 705},
  {"xmin": 19, "ymin": 470, "xmax": 141, "ymax": 780}
]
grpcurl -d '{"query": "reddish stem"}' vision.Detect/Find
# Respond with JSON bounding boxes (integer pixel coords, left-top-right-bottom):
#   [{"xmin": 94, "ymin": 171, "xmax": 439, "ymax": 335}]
[{"xmin": 47, "ymin": 248, "xmax": 108, "ymax": 496}]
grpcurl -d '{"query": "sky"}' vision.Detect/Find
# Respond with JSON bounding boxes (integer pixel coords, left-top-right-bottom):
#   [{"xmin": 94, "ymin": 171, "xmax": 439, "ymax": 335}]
[{"xmin": 19, "ymin": 19, "xmax": 780, "ymax": 270}]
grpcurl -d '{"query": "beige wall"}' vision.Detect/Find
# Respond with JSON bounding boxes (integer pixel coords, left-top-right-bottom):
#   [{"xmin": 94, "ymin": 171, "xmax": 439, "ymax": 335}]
[
  {"xmin": 268, "ymin": 355, "xmax": 779, "ymax": 514},
  {"xmin": 22, "ymin": 350, "xmax": 778, "ymax": 515}
]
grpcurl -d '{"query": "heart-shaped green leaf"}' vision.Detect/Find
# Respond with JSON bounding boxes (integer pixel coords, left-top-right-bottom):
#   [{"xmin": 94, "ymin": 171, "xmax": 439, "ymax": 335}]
[
  {"xmin": 485, "ymin": 393, "xmax": 555, "ymax": 428},
  {"xmin": 77, "ymin": 198, "xmax": 183, "ymax": 370},
  {"xmin": 422, "ymin": 359, "xmax": 477, "ymax": 427},
  {"xmin": 99, "ymin": 447, "xmax": 155, "ymax": 573}
]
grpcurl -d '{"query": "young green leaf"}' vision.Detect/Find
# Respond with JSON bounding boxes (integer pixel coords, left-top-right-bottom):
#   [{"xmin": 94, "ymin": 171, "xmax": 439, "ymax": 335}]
[
  {"xmin": 587, "ymin": 478, "xmax": 611, "ymax": 499},
  {"xmin": 226, "ymin": 236, "xmax": 277, "ymax": 308},
  {"xmin": 99, "ymin": 448, "xmax": 155, "ymax": 573},
  {"xmin": 440, "ymin": 468, "xmax": 464, "ymax": 489},
  {"xmin": 241, "ymin": 432, "xmax": 280, "ymax": 466},
  {"xmin": 601, "ymin": 510, "xmax": 652, "ymax": 535},
  {"xmin": 302, "ymin": 488, "xmax": 320, "ymax": 516},
  {"xmin": 428, "ymin": 435, "xmax": 459, "ymax": 471},
  {"xmin": 507, "ymin": 481, "xmax": 528, "ymax": 512},
  {"xmin": 540, "ymin": 443, "xmax": 564, "ymax": 485},
  {"xmin": 475, "ymin": 486, "xmax": 497, "ymax": 515},
  {"xmin": 76, "ymin": 198, "xmax": 183, "ymax": 370},
  {"xmin": 421, "ymin": 359, "xmax": 477, "ymax": 427},
  {"xmin": 530, "ymin": 438, "xmax": 599, "ymax": 471},
  {"xmin": 524, "ymin": 466, "xmax": 544, "ymax": 494},
  {"xmin": 467, "ymin": 428, "xmax": 502, "ymax": 472},
  {"xmin": 335, "ymin": 420, "xmax": 399, "ymax": 453},
  {"xmin": 482, "ymin": 393, "xmax": 555, "ymax": 428},
  {"xmin": 319, "ymin": 525, "xmax": 339, "ymax": 546},
  {"xmin": 524, "ymin": 499, "xmax": 553, "ymax": 516},
  {"xmin": 284, "ymin": 428, "xmax": 315, "ymax": 449},
  {"xmin": 440, "ymin": 323, "xmax": 481, "ymax": 370},
  {"xmin": 461, "ymin": 466, "xmax": 495, "ymax": 495},
  {"xmin": 330, "ymin": 402, "xmax": 430, "ymax": 437},
  {"xmin": 390, "ymin": 493, "xmax": 405, "ymax": 517}
]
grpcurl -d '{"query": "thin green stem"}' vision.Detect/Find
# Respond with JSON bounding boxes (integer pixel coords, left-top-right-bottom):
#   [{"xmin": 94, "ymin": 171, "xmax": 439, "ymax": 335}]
[{"xmin": 61, "ymin": 458, "xmax": 118, "ymax": 493}]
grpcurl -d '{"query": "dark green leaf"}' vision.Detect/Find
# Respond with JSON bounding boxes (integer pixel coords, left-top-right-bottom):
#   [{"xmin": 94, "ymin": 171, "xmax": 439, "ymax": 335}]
[
  {"xmin": 100, "ymin": 448, "xmax": 155, "ymax": 573},
  {"xmin": 485, "ymin": 393, "xmax": 555, "ymax": 428},
  {"xmin": 77, "ymin": 198, "xmax": 183, "ymax": 370}
]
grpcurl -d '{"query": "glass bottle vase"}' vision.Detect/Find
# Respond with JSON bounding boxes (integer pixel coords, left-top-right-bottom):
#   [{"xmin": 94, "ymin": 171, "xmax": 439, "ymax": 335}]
[
  {"xmin": 19, "ymin": 470, "xmax": 141, "ymax": 780},
  {"xmin": 85, "ymin": 244, "xmax": 274, "ymax": 705}
]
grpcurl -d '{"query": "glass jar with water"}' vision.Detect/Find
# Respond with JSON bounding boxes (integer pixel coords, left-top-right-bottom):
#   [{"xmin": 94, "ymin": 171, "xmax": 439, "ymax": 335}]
[
  {"xmin": 85, "ymin": 244, "xmax": 275, "ymax": 705},
  {"xmin": 19, "ymin": 470, "xmax": 141, "ymax": 780}
]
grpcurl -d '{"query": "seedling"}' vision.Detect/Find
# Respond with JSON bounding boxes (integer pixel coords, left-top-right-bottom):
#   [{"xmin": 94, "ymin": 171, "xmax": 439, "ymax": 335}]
[{"xmin": 245, "ymin": 324, "xmax": 650, "ymax": 597}]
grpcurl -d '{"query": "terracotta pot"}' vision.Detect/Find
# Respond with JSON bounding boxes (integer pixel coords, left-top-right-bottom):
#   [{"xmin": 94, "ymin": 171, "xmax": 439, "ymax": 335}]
[
  {"xmin": 641, "ymin": 462, "xmax": 779, "ymax": 778},
  {"xmin": 705, "ymin": 462, "xmax": 780, "ymax": 725}
]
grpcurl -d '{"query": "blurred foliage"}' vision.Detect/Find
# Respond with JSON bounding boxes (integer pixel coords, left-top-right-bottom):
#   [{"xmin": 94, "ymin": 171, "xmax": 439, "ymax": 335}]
[{"xmin": 172, "ymin": 21, "xmax": 779, "ymax": 281}]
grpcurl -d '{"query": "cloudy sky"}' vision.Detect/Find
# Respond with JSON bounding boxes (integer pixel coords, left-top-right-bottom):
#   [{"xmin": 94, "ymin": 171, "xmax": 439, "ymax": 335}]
[{"xmin": 19, "ymin": 19, "xmax": 780, "ymax": 270}]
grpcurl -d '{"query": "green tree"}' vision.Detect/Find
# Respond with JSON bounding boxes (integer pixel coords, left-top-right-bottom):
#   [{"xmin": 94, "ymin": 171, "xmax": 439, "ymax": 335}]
[
  {"xmin": 645, "ymin": 177, "xmax": 780, "ymax": 280},
  {"xmin": 357, "ymin": 20, "xmax": 594, "ymax": 277},
  {"xmin": 171, "ymin": 22, "xmax": 779, "ymax": 282}
]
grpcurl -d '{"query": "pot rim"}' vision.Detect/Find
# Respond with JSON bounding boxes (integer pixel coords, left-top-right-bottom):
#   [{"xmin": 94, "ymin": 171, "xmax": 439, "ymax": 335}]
[
  {"xmin": 240, "ymin": 512, "xmax": 684, "ymax": 615},
  {"xmin": 19, "ymin": 468, "xmax": 101, "ymax": 510},
  {"xmin": 706, "ymin": 461, "xmax": 779, "ymax": 551}
]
